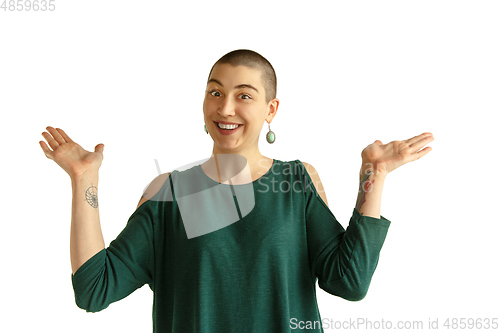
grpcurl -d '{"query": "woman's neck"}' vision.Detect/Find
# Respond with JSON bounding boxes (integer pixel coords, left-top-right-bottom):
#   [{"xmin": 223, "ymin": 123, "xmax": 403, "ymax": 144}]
[{"xmin": 201, "ymin": 152, "xmax": 273, "ymax": 184}]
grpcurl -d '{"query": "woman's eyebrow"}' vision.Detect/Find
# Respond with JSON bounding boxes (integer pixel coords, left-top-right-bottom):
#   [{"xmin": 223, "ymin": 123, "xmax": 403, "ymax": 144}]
[
  {"xmin": 236, "ymin": 84, "xmax": 259, "ymax": 93},
  {"xmin": 207, "ymin": 78, "xmax": 259, "ymax": 93}
]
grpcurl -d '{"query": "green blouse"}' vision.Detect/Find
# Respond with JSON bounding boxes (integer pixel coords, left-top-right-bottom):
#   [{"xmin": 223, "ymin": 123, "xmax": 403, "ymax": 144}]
[{"xmin": 71, "ymin": 159, "xmax": 391, "ymax": 332}]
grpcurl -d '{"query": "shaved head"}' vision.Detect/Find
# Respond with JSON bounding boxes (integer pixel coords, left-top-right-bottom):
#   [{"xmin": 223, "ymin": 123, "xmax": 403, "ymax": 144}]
[{"xmin": 208, "ymin": 49, "xmax": 277, "ymax": 104}]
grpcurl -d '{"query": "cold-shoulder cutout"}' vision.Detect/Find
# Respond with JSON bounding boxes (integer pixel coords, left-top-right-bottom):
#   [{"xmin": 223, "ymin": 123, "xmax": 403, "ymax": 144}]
[
  {"xmin": 136, "ymin": 172, "xmax": 171, "ymax": 209},
  {"xmin": 300, "ymin": 161, "xmax": 329, "ymax": 208}
]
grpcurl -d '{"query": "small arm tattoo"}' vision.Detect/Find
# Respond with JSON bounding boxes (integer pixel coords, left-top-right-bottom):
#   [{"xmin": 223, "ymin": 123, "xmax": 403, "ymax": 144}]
[
  {"xmin": 85, "ymin": 185, "xmax": 99, "ymax": 209},
  {"xmin": 355, "ymin": 171, "xmax": 374, "ymax": 213}
]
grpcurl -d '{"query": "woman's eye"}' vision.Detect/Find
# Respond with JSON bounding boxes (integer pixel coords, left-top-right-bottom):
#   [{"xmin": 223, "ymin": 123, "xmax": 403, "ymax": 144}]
[
  {"xmin": 240, "ymin": 94, "xmax": 251, "ymax": 100},
  {"xmin": 209, "ymin": 90, "xmax": 221, "ymax": 97}
]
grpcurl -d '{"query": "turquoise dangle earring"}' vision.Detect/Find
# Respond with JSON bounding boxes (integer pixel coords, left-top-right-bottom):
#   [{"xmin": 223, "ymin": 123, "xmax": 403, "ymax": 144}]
[
  {"xmin": 204, "ymin": 124, "xmax": 208, "ymax": 134},
  {"xmin": 266, "ymin": 122, "xmax": 275, "ymax": 144}
]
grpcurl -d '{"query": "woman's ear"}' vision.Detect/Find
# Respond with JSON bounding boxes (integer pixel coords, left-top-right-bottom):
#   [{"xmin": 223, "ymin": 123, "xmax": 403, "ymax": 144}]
[{"xmin": 266, "ymin": 98, "xmax": 279, "ymax": 122}]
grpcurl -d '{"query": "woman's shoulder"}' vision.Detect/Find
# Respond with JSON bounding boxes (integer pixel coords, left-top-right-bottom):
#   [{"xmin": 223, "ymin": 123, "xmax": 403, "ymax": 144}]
[
  {"xmin": 287, "ymin": 159, "xmax": 329, "ymax": 208},
  {"xmin": 136, "ymin": 172, "xmax": 172, "ymax": 209}
]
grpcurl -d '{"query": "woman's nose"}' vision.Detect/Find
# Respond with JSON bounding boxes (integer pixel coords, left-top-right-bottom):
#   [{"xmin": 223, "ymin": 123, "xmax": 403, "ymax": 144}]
[{"xmin": 218, "ymin": 97, "xmax": 235, "ymax": 117}]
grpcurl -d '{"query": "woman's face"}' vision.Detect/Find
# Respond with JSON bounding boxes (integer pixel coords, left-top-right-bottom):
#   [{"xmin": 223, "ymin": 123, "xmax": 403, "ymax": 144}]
[{"xmin": 203, "ymin": 63, "xmax": 277, "ymax": 153}]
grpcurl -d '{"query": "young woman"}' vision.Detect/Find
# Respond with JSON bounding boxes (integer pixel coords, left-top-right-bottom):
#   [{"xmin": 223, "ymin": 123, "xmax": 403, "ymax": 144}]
[{"xmin": 39, "ymin": 49, "xmax": 434, "ymax": 332}]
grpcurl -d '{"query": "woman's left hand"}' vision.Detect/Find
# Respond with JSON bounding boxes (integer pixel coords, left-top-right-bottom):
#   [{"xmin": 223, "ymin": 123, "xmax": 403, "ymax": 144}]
[{"xmin": 360, "ymin": 132, "xmax": 434, "ymax": 176}]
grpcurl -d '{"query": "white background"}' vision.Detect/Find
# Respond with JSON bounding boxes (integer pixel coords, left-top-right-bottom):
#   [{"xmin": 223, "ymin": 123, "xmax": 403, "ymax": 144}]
[{"xmin": 1, "ymin": 1, "xmax": 499, "ymax": 332}]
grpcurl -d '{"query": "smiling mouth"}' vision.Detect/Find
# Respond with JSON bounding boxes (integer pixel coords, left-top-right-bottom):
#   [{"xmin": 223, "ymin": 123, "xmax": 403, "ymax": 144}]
[{"xmin": 214, "ymin": 121, "xmax": 243, "ymax": 130}]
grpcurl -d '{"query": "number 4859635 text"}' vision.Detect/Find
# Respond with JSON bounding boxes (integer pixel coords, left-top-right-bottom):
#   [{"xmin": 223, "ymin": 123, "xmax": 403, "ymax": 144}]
[{"xmin": 1, "ymin": 0, "xmax": 56, "ymax": 11}]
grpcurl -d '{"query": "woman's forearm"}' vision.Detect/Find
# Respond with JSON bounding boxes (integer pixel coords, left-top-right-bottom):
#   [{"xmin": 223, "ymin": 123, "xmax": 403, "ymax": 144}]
[
  {"xmin": 355, "ymin": 163, "xmax": 386, "ymax": 219},
  {"xmin": 70, "ymin": 171, "xmax": 105, "ymax": 275}
]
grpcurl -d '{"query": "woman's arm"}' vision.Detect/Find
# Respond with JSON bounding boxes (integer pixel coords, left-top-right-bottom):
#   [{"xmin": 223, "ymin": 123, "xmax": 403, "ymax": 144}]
[
  {"xmin": 70, "ymin": 171, "xmax": 105, "ymax": 275},
  {"xmin": 355, "ymin": 166, "xmax": 386, "ymax": 219},
  {"xmin": 39, "ymin": 126, "xmax": 106, "ymax": 275},
  {"xmin": 355, "ymin": 132, "xmax": 434, "ymax": 219}
]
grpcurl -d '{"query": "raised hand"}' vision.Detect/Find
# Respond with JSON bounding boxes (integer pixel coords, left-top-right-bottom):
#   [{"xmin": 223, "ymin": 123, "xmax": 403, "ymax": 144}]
[
  {"xmin": 39, "ymin": 126, "xmax": 105, "ymax": 179},
  {"xmin": 360, "ymin": 132, "xmax": 434, "ymax": 176}
]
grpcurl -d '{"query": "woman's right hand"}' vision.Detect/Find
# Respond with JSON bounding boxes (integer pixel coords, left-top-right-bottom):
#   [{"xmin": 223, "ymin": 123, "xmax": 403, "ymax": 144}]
[{"xmin": 39, "ymin": 126, "xmax": 104, "ymax": 179}]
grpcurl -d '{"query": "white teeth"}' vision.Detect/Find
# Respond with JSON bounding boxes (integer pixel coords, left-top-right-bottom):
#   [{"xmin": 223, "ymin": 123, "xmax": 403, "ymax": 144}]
[{"xmin": 217, "ymin": 123, "xmax": 240, "ymax": 130}]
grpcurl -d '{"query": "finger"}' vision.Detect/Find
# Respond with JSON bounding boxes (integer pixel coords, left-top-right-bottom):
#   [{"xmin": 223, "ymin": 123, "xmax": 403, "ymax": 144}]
[
  {"xmin": 46, "ymin": 126, "xmax": 66, "ymax": 145},
  {"xmin": 412, "ymin": 146, "xmax": 432, "ymax": 161},
  {"xmin": 94, "ymin": 143, "xmax": 104, "ymax": 155},
  {"xmin": 39, "ymin": 141, "xmax": 53, "ymax": 160},
  {"xmin": 405, "ymin": 132, "xmax": 432, "ymax": 145},
  {"xmin": 56, "ymin": 128, "xmax": 74, "ymax": 143},
  {"xmin": 406, "ymin": 132, "xmax": 433, "ymax": 146},
  {"xmin": 41, "ymin": 131, "xmax": 60, "ymax": 150},
  {"xmin": 409, "ymin": 135, "xmax": 434, "ymax": 152}
]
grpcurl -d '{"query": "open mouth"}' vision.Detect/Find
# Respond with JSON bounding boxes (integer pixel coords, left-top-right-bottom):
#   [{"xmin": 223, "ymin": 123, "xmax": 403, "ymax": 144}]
[{"xmin": 214, "ymin": 121, "xmax": 243, "ymax": 131}]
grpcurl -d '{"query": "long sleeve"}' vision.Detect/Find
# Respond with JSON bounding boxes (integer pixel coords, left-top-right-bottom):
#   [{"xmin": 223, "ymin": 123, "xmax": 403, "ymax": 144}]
[
  {"xmin": 299, "ymin": 161, "xmax": 391, "ymax": 301},
  {"xmin": 71, "ymin": 199, "xmax": 156, "ymax": 312}
]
